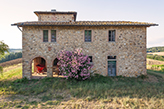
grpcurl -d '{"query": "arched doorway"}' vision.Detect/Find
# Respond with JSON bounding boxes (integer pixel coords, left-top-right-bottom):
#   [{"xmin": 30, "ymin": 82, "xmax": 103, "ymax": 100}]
[
  {"xmin": 31, "ymin": 57, "xmax": 47, "ymax": 79},
  {"xmin": 52, "ymin": 58, "xmax": 60, "ymax": 77}
]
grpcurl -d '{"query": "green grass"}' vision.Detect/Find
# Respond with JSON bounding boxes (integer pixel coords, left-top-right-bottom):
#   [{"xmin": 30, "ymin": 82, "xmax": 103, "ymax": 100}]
[
  {"xmin": 0, "ymin": 66, "xmax": 164, "ymax": 108},
  {"xmin": 148, "ymin": 69, "xmax": 164, "ymax": 74},
  {"xmin": 0, "ymin": 66, "xmax": 22, "ymax": 80},
  {"xmin": 147, "ymin": 69, "xmax": 164, "ymax": 79}
]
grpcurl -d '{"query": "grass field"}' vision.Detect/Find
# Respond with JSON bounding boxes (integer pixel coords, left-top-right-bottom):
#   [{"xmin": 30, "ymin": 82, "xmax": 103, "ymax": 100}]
[
  {"xmin": 0, "ymin": 64, "xmax": 164, "ymax": 108},
  {"xmin": 148, "ymin": 52, "xmax": 164, "ymax": 56}
]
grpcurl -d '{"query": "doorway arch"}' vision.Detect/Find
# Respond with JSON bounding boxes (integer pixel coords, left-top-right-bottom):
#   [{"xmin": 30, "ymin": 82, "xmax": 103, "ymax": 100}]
[
  {"xmin": 52, "ymin": 58, "xmax": 60, "ymax": 76},
  {"xmin": 30, "ymin": 56, "xmax": 47, "ymax": 79}
]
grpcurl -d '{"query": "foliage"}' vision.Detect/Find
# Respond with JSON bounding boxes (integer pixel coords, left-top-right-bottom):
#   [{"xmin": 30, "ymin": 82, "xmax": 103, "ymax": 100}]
[
  {"xmin": 150, "ymin": 64, "xmax": 164, "ymax": 72},
  {"xmin": 13, "ymin": 77, "xmax": 28, "ymax": 83},
  {"xmin": 147, "ymin": 46, "xmax": 164, "ymax": 53},
  {"xmin": 147, "ymin": 54, "xmax": 164, "ymax": 61},
  {"xmin": 0, "ymin": 41, "xmax": 9, "ymax": 55},
  {"xmin": 0, "ymin": 41, "xmax": 9, "ymax": 75},
  {"xmin": 57, "ymin": 48, "xmax": 93, "ymax": 80},
  {"xmin": 0, "ymin": 66, "xmax": 2, "ymax": 75},
  {"xmin": 0, "ymin": 52, "xmax": 22, "ymax": 63}
]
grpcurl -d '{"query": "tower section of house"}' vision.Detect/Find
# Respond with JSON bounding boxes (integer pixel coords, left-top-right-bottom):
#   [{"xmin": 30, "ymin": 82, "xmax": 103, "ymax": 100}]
[{"xmin": 12, "ymin": 9, "xmax": 158, "ymax": 79}]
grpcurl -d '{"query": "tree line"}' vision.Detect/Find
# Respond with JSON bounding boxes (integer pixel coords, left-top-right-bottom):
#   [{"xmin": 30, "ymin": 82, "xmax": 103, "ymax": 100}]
[
  {"xmin": 147, "ymin": 54, "xmax": 164, "ymax": 61},
  {"xmin": 0, "ymin": 52, "xmax": 22, "ymax": 63},
  {"xmin": 147, "ymin": 46, "xmax": 164, "ymax": 53}
]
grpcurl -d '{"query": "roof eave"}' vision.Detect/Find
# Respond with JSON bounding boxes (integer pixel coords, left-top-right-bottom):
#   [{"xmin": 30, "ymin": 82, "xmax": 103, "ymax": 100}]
[{"xmin": 12, "ymin": 24, "xmax": 158, "ymax": 27}]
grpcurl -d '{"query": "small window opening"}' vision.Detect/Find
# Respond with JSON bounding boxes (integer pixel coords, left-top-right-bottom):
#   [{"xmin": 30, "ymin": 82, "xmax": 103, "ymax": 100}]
[
  {"xmin": 85, "ymin": 30, "xmax": 92, "ymax": 42},
  {"xmin": 89, "ymin": 56, "xmax": 93, "ymax": 62},
  {"xmin": 51, "ymin": 30, "xmax": 56, "ymax": 42},
  {"xmin": 43, "ymin": 30, "xmax": 48, "ymax": 42},
  {"xmin": 108, "ymin": 56, "xmax": 116, "ymax": 59},
  {"xmin": 109, "ymin": 30, "xmax": 115, "ymax": 41}
]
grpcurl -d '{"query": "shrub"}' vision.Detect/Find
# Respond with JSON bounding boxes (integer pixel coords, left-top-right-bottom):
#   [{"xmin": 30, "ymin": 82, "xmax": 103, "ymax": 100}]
[
  {"xmin": 57, "ymin": 48, "xmax": 93, "ymax": 81},
  {"xmin": 13, "ymin": 77, "xmax": 28, "ymax": 83}
]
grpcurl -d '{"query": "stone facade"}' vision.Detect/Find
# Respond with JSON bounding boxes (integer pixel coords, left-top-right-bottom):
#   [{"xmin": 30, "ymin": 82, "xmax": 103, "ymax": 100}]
[
  {"xmin": 22, "ymin": 25, "xmax": 147, "ymax": 79},
  {"xmin": 38, "ymin": 14, "xmax": 74, "ymax": 22},
  {"xmin": 12, "ymin": 10, "xmax": 157, "ymax": 79}
]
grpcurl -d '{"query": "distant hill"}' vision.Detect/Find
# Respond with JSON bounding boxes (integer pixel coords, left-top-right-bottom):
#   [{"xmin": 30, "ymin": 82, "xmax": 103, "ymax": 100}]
[
  {"xmin": 148, "ymin": 52, "xmax": 164, "ymax": 56},
  {"xmin": 8, "ymin": 49, "xmax": 22, "ymax": 53},
  {"xmin": 147, "ymin": 46, "xmax": 164, "ymax": 53},
  {"xmin": 1, "ymin": 49, "xmax": 22, "ymax": 63}
]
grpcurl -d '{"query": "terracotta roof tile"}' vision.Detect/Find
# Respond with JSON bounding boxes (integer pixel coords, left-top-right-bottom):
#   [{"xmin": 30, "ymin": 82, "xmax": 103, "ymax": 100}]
[{"xmin": 11, "ymin": 21, "xmax": 158, "ymax": 27}]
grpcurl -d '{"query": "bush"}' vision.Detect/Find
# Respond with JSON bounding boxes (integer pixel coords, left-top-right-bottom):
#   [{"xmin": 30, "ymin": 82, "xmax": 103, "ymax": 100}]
[{"xmin": 57, "ymin": 48, "xmax": 93, "ymax": 81}]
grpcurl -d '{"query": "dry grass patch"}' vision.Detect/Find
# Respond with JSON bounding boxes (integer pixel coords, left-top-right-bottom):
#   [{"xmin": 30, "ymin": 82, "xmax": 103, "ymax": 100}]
[
  {"xmin": 148, "ymin": 52, "xmax": 164, "ymax": 56},
  {"xmin": 0, "ymin": 58, "xmax": 22, "ymax": 68}
]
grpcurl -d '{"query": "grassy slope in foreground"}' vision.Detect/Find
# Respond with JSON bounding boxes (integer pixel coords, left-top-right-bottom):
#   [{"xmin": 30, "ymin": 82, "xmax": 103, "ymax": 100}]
[{"xmin": 0, "ymin": 65, "xmax": 164, "ymax": 108}]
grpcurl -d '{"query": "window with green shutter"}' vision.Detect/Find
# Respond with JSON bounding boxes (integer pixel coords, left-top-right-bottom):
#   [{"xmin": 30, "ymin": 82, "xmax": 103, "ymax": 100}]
[
  {"xmin": 109, "ymin": 30, "xmax": 115, "ymax": 42},
  {"xmin": 85, "ymin": 30, "xmax": 92, "ymax": 42},
  {"xmin": 43, "ymin": 30, "xmax": 48, "ymax": 42},
  {"xmin": 51, "ymin": 30, "xmax": 56, "ymax": 42}
]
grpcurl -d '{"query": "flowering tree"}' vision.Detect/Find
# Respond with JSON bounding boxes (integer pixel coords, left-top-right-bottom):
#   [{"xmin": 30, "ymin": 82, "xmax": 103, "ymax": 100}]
[{"xmin": 57, "ymin": 48, "xmax": 93, "ymax": 80}]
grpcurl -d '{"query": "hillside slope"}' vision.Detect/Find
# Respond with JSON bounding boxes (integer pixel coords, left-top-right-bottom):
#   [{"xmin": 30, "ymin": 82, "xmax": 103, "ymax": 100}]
[
  {"xmin": 147, "ymin": 46, "xmax": 164, "ymax": 53},
  {"xmin": 0, "ymin": 58, "xmax": 22, "ymax": 67}
]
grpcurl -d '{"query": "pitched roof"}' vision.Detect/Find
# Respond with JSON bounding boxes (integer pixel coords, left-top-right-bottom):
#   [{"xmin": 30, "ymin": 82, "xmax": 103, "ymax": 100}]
[{"xmin": 11, "ymin": 21, "xmax": 158, "ymax": 27}]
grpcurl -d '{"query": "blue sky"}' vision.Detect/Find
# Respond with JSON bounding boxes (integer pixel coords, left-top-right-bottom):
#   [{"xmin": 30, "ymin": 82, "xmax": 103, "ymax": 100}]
[{"xmin": 0, "ymin": 0, "xmax": 163, "ymax": 48}]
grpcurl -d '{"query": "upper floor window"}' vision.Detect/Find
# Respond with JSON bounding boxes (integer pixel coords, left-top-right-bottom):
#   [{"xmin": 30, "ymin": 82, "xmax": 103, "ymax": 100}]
[
  {"xmin": 51, "ymin": 30, "xmax": 56, "ymax": 42},
  {"xmin": 109, "ymin": 30, "xmax": 115, "ymax": 42},
  {"xmin": 43, "ymin": 30, "xmax": 48, "ymax": 42},
  {"xmin": 85, "ymin": 30, "xmax": 92, "ymax": 42}
]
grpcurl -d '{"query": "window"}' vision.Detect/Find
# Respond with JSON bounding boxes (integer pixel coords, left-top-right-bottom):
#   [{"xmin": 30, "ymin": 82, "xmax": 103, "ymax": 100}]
[
  {"xmin": 85, "ymin": 30, "xmax": 92, "ymax": 42},
  {"xmin": 43, "ymin": 30, "xmax": 48, "ymax": 42},
  {"xmin": 51, "ymin": 30, "xmax": 56, "ymax": 42},
  {"xmin": 109, "ymin": 30, "xmax": 115, "ymax": 41},
  {"xmin": 89, "ymin": 56, "xmax": 93, "ymax": 63},
  {"xmin": 107, "ymin": 56, "xmax": 116, "ymax": 59}
]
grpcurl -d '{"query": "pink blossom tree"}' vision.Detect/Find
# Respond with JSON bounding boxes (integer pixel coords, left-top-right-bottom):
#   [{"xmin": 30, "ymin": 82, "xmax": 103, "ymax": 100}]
[{"xmin": 57, "ymin": 48, "xmax": 93, "ymax": 80}]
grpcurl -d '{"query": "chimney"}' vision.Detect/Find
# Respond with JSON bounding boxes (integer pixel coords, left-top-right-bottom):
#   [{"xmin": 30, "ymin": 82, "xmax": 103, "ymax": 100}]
[{"xmin": 51, "ymin": 9, "xmax": 56, "ymax": 12}]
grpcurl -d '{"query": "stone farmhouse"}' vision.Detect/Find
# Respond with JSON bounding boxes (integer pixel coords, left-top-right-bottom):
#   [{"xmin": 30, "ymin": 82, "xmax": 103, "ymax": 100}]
[{"xmin": 12, "ymin": 9, "xmax": 158, "ymax": 79}]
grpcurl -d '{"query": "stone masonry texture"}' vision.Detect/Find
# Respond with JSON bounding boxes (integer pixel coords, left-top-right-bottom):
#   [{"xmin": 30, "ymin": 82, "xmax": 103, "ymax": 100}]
[
  {"xmin": 10, "ymin": 10, "xmax": 152, "ymax": 79},
  {"xmin": 22, "ymin": 25, "xmax": 147, "ymax": 79},
  {"xmin": 38, "ymin": 14, "xmax": 74, "ymax": 22}
]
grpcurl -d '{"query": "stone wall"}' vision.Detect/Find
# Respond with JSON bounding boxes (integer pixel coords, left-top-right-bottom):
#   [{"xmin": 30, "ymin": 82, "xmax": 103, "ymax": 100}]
[
  {"xmin": 38, "ymin": 14, "xmax": 74, "ymax": 22},
  {"xmin": 22, "ymin": 26, "xmax": 147, "ymax": 79}
]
